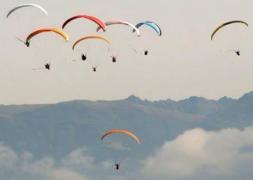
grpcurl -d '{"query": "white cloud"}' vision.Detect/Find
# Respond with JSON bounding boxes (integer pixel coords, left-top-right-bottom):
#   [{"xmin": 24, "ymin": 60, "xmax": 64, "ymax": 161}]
[
  {"xmin": 101, "ymin": 160, "xmax": 114, "ymax": 170},
  {"xmin": 21, "ymin": 157, "xmax": 55, "ymax": 176},
  {"xmin": 50, "ymin": 169, "xmax": 88, "ymax": 180},
  {"xmin": 105, "ymin": 141, "xmax": 130, "ymax": 151},
  {"xmin": 143, "ymin": 127, "xmax": 253, "ymax": 179},
  {"xmin": 62, "ymin": 147, "xmax": 95, "ymax": 170},
  {"xmin": 0, "ymin": 143, "xmax": 18, "ymax": 170},
  {"xmin": 0, "ymin": 144, "xmax": 91, "ymax": 180}
]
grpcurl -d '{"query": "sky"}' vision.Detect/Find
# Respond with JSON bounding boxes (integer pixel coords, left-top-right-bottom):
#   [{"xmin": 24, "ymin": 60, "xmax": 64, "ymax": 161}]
[{"xmin": 1, "ymin": 0, "xmax": 253, "ymax": 104}]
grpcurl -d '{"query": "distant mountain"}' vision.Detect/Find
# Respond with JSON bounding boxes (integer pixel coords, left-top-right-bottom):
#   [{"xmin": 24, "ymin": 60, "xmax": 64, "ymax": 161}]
[{"xmin": 0, "ymin": 91, "xmax": 252, "ymax": 160}]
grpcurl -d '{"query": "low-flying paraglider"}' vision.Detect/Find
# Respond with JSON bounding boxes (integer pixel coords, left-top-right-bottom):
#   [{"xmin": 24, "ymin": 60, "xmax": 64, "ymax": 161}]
[
  {"xmin": 101, "ymin": 129, "xmax": 141, "ymax": 144},
  {"xmin": 115, "ymin": 163, "xmax": 120, "ymax": 170},
  {"xmin": 6, "ymin": 4, "xmax": 48, "ymax": 18},
  {"xmin": 101, "ymin": 129, "xmax": 140, "ymax": 170}
]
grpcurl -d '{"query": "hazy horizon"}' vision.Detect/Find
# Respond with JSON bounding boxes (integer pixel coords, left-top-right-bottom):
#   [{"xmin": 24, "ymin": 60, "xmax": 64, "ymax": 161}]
[{"xmin": 0, "ymin": 89, "xmax": 252, "ymax": 106}]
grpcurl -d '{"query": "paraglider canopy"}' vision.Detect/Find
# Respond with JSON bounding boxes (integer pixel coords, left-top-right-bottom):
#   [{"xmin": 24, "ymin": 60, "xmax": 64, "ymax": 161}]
[
  {"xmin": 97, "ymin": 20, "xmax": 141, "ymax": 37},
  {"xmin": 62, "ymin": 15, "xmax": 106, "ymax": 31},
  {"xmin": 101, "ymin": 129, "xmax": 141, "ymax": 144},
  {"xmin": 72, "ymin": 35, "xmax": 111, "ymax": 50},
  {"xmin": 211, "ymin": 20, "xmax": 248, "ymax": 40},
  {"xmin": 6, "ymin": 4, "xmax": 48, "ymax": 18},
  {"xmin": 25, "ymin": 28, "xmax": 69, "ymax": 46},
  {"xmin": 135, "ymin": 21, "xmax": 162, "ymax": 36}
]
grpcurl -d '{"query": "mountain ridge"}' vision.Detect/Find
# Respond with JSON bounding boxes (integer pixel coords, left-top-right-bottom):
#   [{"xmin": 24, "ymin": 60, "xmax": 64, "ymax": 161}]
[
  {"xmin": 0, "ymin": 90, "xmax": 252, "ymax": 160},
  {"xmin": 1, "ymin": 90, "xmax": 251, "ymax": 106}
]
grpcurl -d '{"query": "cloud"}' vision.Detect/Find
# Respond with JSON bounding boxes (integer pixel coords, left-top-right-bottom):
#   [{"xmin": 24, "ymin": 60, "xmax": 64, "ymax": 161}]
[
  {"xmin": 105, "ymin": 141, "xmax": 130, "ymax": 151},
  {"xmin": 143, "ymin": 127, "xmax": 253, "ymax": 180},
  {"xmin": 0, "ymin": 143, "xmax": 18, "ymax": 170},
  {"xmin": 0, "ymin": 143, "xmax": 123, "ymax": 180},
  {"xmin": 0, "ymin": 144, "xmax": 90, "ymax": 180},
  {"xmin": 50, "ymin": 169, "xmax": 88, "ymax": 180},
  {"xmin": 62, "ymin": 147, "xmax": 95, "ymax": 171}
]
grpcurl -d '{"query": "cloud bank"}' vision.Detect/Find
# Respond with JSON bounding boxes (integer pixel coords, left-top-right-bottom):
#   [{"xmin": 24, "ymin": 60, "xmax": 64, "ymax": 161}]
[{"xmin": 143, "ymin": 127, "xmax": 253, "ymax": 180}]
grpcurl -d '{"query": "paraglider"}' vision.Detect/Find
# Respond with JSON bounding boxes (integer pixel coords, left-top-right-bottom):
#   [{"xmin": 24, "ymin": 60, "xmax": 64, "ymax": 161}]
[
  {"xmin": 101, "ymin": 129, "xmax": 141, "ymax": 144},
  {"xmin": 227, "ymin": 50, "xmax": 241, "ymax": 56},
  {"xmin": 24, "ymin": 28, "xmax": 68, "ymax": 71},
  {"xmin": 115, "ymin": 163, "xmax": 120, "ymax": 170},
  {"xmin": 92, "ymin": 66, "xmax": 98, "ymax": 72},
  {"xmin": 234, "ymin": 50, "xmax": 240, "ymax": 56},
  {"xmin": 135, "ymin": 21, "xmax": 162, "ymax": 36},
  {"xmin": 25, "ymin": 28, "xmax": 69, "ymax": 47},
  {"xmin": 25, "ymin": 41, "xmax": 30, "ymax": 47},
  {"xmin": 33, "ymin": 63, "xmax": 51, "ymax": 71},
  {"xmin": 112, "ymin": 56, "xmax": 117, "ymax": 63},
  {"xmin": 62, "ymin": 15, "xmax": 106, "ymax": 31},
  {"xmin": 101, "ymin": 129, "xmax": 140, "ymax": 170},
  {"xmin": 6, "ymin": 4, "xmax": 48, "ymax": 18},
  {"xmin": 132, "ymin": 21, "xmax": 162, "ymax": 56},
  {"xmin": 211, "ymin": 20, "xmax": 248, "ymax": 40},
  {"xmin": 44, "ymin": 63, "xmax": 50, "ymax": 70},
  {"xmin": 81, "ymin": 54, "xmax": 87, "ymax": 61},
  {"xmin": 72, "ymin": 36, "xmax": 111, "ymax": 68},
  {"xmin": 97, "ymin": 20, "xmax": 141, "ymax": 37}
]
